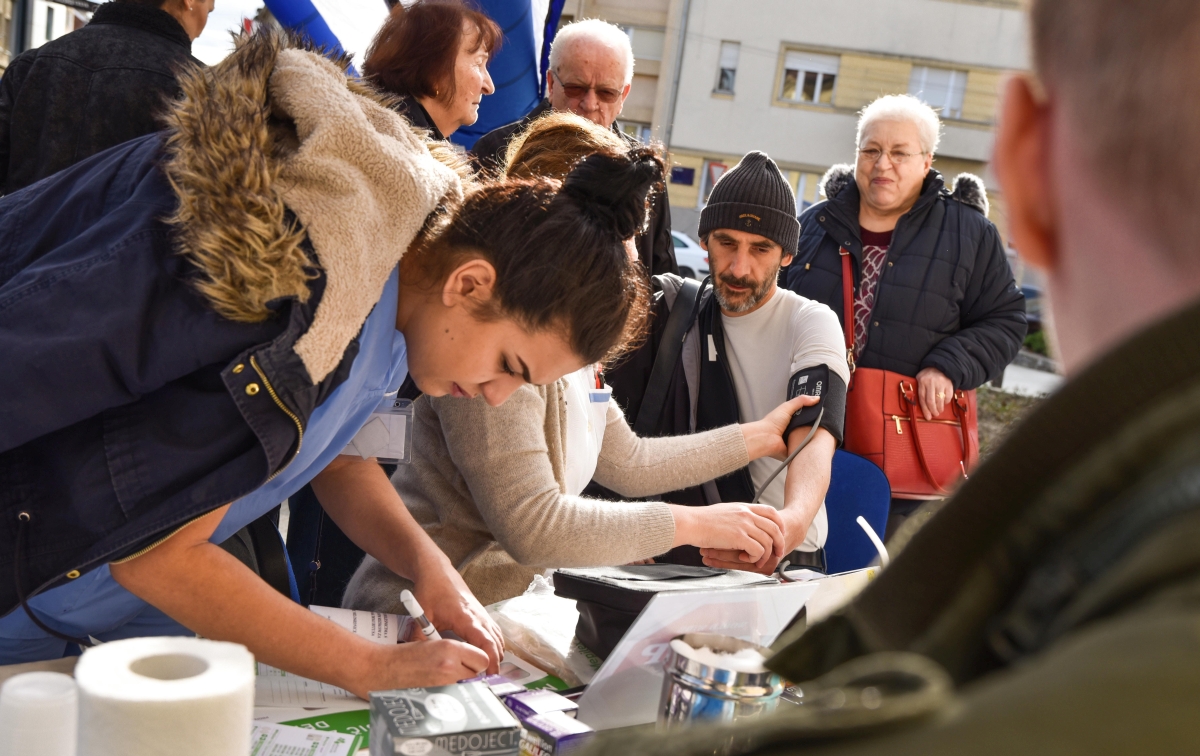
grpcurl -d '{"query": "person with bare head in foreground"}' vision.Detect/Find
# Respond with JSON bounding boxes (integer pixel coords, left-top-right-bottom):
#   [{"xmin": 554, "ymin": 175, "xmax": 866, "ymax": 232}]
[{"xmin": 589, "ymin": 1, "xmax": 1200, "ymax": 754}]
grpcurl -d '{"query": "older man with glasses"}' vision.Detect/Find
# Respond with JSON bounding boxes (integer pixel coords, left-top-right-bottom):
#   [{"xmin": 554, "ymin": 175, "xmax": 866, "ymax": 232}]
[
  {"xmin": 784, "ymin": 94, "xmax": 1027, "ymax": 539},
  {"xmin": 471, "ymin": 18, "xmax": 677, "ymax": 275}
]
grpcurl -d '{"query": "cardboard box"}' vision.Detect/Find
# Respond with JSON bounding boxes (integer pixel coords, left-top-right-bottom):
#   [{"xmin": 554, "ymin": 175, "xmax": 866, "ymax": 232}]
[
  {"xmin": 370, "ymin": 681, "xmax": 521, "ymax": 756},
  {"xmin": 480, "ymin": 674, "xmax": 525, "ymax": 699},
  {"xmin": 504, "ymin": 689, "xmax": 578, "ymax": 721},
  {"xmin": 519, "ymin": 711, "xmax": 595, "ymax": 756}
]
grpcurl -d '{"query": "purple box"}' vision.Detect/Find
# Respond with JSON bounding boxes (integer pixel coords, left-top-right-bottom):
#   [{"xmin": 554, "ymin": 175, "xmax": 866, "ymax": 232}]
[
  {"xmin": 481, "ymin": 674, "xmax": 525, "ymax": 699},
  {"xmin": 504, "ymin": 689, "xmax": 578, "ymax": 721},
  {"xmin": 519, "ymin": 711, "xmax": 595, "ymax": 756}
]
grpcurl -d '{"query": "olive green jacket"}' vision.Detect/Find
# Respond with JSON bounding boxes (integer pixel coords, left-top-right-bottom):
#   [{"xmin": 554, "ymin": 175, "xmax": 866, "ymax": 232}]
[{"xmin": 589, "ymin": 299, "xmax": 1200, "ymax": 755}]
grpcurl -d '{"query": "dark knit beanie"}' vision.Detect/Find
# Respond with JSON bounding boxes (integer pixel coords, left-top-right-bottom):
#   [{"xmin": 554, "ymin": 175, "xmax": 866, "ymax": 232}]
[{"xmin": 699, "ymin": 151, "xmax": 799, "ymax": 255}]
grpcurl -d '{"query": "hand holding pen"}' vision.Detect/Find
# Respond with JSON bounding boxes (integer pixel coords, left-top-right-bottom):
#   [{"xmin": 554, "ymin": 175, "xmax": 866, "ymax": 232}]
[{"xmin": 401, "ymin": 589, "xmax": 443, "ymax": 640}]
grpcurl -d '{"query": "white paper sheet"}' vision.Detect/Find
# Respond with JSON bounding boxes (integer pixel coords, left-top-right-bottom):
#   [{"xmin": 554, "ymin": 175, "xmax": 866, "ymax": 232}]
[
  {"xmin": 309, "ymin": 605, "xmax": 415, "ymax": 645},
  {"xmin": 255, "ymin": 663, "xmax": 362, "ymax": 708},
  {"xmin": 250, "ymin": 722, "xmax": 357, "ymax": 756}
]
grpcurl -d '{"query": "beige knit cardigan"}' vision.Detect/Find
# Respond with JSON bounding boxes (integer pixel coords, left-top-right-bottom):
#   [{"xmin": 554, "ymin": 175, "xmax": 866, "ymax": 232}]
[{"xmin": 342, "ymin": 377, "xmax": 750, "ymax": 609}]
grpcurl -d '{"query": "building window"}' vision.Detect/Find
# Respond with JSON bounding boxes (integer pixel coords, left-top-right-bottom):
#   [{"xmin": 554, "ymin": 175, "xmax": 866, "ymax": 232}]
[
  {"xmin": 621, "ymin": 25, "xmax": 665, "ymax": 62},
  {"xmin": 909, "ymin": 66, "xmax": 967, "ymax": 119},
  {"xmin": 617, "ymin": 121, "xmax": 652, "ymax": 143},
  {"xmin": 45, "ymin": 5, "xmax": 54, "ymax": 41},
  {"xmin": 698, "ymin": 160, "xmax": 728, "ymax": 207},
  {"xmin": 780, "ymin": 51, "xmax": 839, "ymax": 105},
  {"xmin": 715, "ymin": 41, "xmax": 740, "ymax": 94}
]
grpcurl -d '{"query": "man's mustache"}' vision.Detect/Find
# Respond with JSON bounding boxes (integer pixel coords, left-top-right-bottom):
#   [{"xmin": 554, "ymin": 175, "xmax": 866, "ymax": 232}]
[{"xmin": 718, "ymin": 273, "xmax": 761, "ymax": 291}]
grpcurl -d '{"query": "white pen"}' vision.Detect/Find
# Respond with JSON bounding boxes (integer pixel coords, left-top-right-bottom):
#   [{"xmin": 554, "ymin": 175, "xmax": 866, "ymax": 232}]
[{"xmin": 400, "ymin": 589, "xmax": 443, "ymax": 640}]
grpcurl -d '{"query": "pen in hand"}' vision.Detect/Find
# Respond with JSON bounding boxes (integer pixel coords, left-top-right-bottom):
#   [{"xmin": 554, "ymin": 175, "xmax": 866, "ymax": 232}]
[{"xmin": 400, "ymin": 589, "xmax": 443, "ymax": 641}]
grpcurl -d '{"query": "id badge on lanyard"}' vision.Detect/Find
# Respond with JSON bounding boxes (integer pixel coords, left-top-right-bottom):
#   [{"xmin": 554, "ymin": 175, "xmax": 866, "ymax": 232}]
[{"xmin": 341, "ymin": 395, "xmax": 415, "ymax": 465}]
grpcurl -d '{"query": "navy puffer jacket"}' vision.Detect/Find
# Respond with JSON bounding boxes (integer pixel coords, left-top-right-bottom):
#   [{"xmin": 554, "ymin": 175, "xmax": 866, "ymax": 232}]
[{"xmin": 784, "ymin": 165, "xmax": 1026, "ymax": 389}]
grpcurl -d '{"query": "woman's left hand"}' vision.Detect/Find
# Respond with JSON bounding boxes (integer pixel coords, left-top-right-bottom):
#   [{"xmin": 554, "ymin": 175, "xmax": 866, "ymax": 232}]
[
  {"xmin": 916, "ymin": 367, "xmax": 955, "ymax": 420},
  {"xmin": 742, "ymin": 394, "xmax": 820, "ymax": 461},
  {"xmin": 413, "ymin": 562, "xmax": 505, "ymax": 674}
]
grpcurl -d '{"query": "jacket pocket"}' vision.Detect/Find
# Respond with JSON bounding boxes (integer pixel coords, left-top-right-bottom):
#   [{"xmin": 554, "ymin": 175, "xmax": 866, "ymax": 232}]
[{"xmin": 102, "ymin": 404, "xmax": 148, "ymax": 519}]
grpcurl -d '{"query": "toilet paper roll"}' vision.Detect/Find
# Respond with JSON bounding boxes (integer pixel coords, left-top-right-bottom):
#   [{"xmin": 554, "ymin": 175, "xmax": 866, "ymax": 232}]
[
  {"xmin": 75, "ymin": 637, "xmax": 255, "ymax": 756},
  {"xmin": 0, "ymin": 671, "xmax": 78, "ymax": 756}
]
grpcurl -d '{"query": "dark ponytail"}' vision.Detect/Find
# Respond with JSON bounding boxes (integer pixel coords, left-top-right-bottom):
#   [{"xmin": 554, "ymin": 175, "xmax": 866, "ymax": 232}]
[
  {"xmin": 559, "ymin": 147, "xmax": 661, "ymax": 242},
  {"xmin": 404, "ymin": 148, "xmax": 663, "ymax": 364}
]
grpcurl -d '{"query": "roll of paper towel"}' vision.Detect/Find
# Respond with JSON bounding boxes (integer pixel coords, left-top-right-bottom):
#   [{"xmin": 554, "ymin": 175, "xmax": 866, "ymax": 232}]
[
  {"xmin": 75, "ymin": 637, "xmax": 254, "ymax": 756},
  {"xmin": 0, "ymin": 671, "xmax": 78, "ymax": 756}
]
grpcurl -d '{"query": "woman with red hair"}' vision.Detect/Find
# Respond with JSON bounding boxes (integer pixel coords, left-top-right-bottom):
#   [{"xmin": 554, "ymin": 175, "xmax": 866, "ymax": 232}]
[{"xmin": 363, "ymin": 0, "xmax": 501, "ymax": 139}]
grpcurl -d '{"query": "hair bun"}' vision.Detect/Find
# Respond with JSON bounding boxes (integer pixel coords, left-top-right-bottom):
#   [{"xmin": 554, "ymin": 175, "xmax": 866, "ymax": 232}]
[{"xmin": 560, "ymin": 148, "xmax": 662, "ymax": 241}]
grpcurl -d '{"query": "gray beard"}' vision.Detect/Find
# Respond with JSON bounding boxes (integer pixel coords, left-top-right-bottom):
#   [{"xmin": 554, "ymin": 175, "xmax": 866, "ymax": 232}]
[{"xmin": 713, "ymin": 265, "xmax": 780, "ymax": 313}]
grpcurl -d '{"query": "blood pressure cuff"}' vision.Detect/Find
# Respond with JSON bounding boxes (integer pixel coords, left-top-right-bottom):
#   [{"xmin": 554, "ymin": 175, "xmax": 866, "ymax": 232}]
[{"xmin": 786, "ymin": 364, "xmax": 847, "ymax": 445}]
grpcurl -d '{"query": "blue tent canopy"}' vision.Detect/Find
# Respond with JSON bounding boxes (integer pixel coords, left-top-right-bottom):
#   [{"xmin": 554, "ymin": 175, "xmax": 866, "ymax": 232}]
[{"xmin": 262, "ymin": 0, "xmax": 565, "ymax": 149}]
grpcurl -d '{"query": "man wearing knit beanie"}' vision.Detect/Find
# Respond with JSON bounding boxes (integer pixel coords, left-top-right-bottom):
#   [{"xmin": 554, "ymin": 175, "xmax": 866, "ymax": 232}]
[
  {"xmin": 699, "ymin": 150, "xmax": 801, "ymax": 312},
  {"xmin": 602, "ymin": 151, "xmax": 850, "ymax": 573}
]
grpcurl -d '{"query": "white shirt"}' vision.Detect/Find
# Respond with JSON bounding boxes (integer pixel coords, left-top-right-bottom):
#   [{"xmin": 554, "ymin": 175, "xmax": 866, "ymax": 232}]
[
  {"xmin": 719, "ymin": 287, "xmax": 849, "ymax": 550},
  {"xmin": 562, "ymin": 365, "xmax": 612, "ymax": 496}
]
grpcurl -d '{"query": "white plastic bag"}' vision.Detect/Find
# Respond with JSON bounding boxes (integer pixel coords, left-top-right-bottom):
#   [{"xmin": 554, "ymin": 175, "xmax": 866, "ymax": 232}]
[{"xmin": 486, "ymin": 575, "xmax": 602, "ymax": 686}]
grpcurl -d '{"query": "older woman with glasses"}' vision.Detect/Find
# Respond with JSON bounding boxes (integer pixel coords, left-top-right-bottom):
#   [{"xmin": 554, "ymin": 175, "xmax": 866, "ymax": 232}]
[{"xmin": 785, "ymin": 94, "xmax": 1027, "ymax": 538}]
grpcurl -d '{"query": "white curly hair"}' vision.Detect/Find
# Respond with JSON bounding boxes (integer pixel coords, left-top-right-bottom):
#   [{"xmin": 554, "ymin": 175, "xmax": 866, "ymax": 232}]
[
  {"xmin": 856, "ymin": 94, "xmax": 943, "ymax": 155},
  {"xmin": 549, "ymin": 19, "xmax": 635, "ymax": 85}
]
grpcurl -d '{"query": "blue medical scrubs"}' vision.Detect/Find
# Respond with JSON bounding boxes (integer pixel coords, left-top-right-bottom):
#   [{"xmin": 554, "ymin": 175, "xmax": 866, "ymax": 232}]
[{"xmin": 0, "ymin": 270, "xmax": 409, "ymax": 663}]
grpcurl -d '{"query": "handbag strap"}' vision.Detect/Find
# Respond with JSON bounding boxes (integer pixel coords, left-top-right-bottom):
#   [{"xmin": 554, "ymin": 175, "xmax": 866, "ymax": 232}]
[
  {"xmin": 633, "ymin": 276, "xmax": 705, "ymax": 436},
  {"xmin": 899, "ymin": 381, "xmax": 953, "ymax": 495},
  {"xmin": 839, "ymin": 248, "xmax": 857, "ymax": 374},
  {"xmin": 953, "ymin": 391, "xmax": 973, "ymax": 472},
  {"xmin": 900, "ymin": 382, "xmax": 973, "ymax": 494}
]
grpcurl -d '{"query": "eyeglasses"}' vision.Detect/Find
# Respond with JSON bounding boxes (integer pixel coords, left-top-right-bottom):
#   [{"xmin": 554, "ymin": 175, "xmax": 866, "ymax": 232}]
[
  {"xmin": 551, "ymin": 70, "xmax": 623, "ymax": 104},
  {"xmin": 857, "ymin": 148, "xmax": 926, "ymax": 165}
]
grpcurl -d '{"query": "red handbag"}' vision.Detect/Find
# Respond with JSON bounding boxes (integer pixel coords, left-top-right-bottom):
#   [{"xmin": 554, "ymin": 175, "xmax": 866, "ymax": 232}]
[{"xmin": 838, "ymin": 249, "xmax": 979, "ymax": 499}]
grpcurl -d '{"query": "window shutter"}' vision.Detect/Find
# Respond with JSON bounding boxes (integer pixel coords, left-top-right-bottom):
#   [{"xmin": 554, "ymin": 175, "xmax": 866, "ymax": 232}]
[
  {"xmin": 719, "ymin": 41, "xmax": 741, "ymax": 69},
  {"xmin": 783, "ymin": 50, "xmax": 840, "ymax": 75}
]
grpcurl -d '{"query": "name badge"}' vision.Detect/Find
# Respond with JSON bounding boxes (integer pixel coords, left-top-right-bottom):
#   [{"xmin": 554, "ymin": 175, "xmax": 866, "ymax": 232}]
[{"xmin": 341, "ymin": 396, "xmax": 414, "ymax": 464}]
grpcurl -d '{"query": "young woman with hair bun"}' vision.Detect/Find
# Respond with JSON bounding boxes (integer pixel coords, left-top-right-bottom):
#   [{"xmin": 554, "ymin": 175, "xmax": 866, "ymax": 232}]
[
  {"xmin": 344, "ymin": 112, "xmax": 814, "ymax": 611},
  {"xmin": 0, "ymin": 33, "xmax": 654, "ymax": 698}
]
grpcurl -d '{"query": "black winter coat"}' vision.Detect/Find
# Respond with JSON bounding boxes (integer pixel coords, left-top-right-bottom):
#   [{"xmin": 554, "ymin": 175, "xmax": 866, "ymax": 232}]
[
  {"xmin": 0, "ymin": 2, "xmax": 200, "ymax": 195},
  {"xmin": 784, "ymin": 165, "xmax": 1026, "ymax": 389}
]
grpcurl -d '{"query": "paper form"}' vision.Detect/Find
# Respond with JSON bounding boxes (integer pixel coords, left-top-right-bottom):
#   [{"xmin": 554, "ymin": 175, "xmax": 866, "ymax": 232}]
[
  {"xmin": 255, "ymin": 663, "xmax": 363, "ymax": 707},
  {"xmin": 249, "ymin": 722, "xmax": 358, "ymax": 756}
]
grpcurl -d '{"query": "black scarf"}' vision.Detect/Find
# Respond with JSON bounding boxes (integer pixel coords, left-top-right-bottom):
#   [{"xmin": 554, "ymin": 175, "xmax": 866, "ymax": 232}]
[{"xmin": 695, "ymin": 292, "xmax": 757, "ymax": 504}]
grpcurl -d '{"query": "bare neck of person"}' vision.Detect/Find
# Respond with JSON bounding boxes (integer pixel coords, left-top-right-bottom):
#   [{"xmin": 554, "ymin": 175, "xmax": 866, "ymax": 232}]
[
  {"xmin": 1047, "ymin": 159, "xmax": 1200, "ymax": 376},
  {"xmin": 858, "ymin": 198, "xmax": 913, "ymax": 234}
]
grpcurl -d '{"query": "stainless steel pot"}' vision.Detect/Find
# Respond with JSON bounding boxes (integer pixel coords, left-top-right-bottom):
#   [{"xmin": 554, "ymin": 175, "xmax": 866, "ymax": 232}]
[{"xmin": 657, "ymin": 633, "xmax": 782, "ymax": 731}]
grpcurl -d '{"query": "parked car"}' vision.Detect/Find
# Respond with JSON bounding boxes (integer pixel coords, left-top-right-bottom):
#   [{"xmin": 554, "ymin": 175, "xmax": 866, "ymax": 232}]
[
  {"xmin": 671, "ymin": 230, "xmax": 709, "ymax": 280},
  {"xmin": 1022, "ymin": 284, "xmax": 1043, "ymax": 333}
]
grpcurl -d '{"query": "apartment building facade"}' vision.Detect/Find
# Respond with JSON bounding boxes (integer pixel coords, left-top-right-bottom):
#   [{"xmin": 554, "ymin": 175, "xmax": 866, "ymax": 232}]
[
  {"xmin": 561, "ymin": 0, "xmax": 1027, "ymax": 242},
  {"xmin": 663, "ymin": 0, "xmax": 1027, "ymax": 239}
]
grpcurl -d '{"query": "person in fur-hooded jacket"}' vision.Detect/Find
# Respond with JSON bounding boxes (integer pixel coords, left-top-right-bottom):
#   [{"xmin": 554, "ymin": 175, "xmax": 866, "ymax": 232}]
[
  {"xmin": 0, "ymin": 31, "xmax": 664, "ymax": 698},
  {"xmin": 785, "ymin": 95, "xmax": 1026, "ymax": 535}
]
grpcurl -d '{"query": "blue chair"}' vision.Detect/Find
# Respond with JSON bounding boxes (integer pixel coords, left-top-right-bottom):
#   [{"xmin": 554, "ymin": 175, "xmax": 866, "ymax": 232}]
[{"xmin": 823, "ymin": 450, "xmax": 892, "ymax": 574}]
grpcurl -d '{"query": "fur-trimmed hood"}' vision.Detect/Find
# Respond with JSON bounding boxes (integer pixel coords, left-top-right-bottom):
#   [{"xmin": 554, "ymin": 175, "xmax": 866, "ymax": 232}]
[
  {"xmin": 817, "ymin": 163, "xmax": 990, "ymax": 216},
  {"xmin": 162, "ymin": 31, "xmax": 464, "ymax": 384}
]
